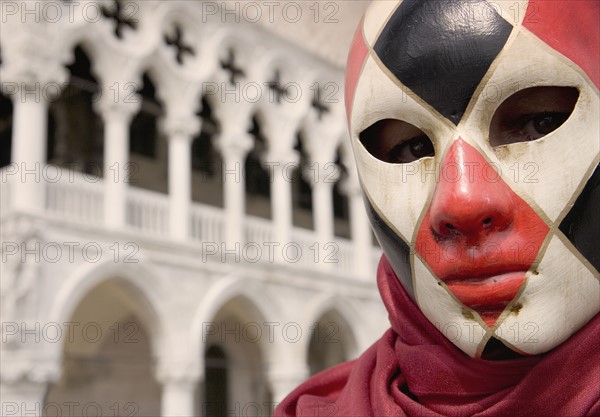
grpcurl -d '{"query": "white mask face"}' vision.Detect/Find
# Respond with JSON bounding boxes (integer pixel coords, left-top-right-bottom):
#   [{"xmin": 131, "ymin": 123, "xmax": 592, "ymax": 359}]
[{"xmin": 346, "ymin": 0, "xmax": 599, "ymax": 357}]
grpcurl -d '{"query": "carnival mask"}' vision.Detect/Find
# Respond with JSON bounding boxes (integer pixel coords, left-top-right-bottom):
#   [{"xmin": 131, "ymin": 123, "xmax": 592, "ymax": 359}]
[{"xmin": 346, "ymin": 0, "xmax": 599, "ymax": 357}]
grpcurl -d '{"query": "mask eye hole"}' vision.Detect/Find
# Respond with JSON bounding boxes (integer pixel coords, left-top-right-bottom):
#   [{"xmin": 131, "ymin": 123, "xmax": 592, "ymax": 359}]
[
  {"xmin": 359, "ymin": 119, "xmax": 435, "ymax": 164},
  {"xmin": 489, "ymin": 86, "xmax": 579, "ymax": 148}
]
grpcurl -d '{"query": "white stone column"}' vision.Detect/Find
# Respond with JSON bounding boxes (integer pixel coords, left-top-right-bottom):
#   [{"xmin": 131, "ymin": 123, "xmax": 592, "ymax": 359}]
[
  {"xmin": 96, "ymin": 98, "xmax": 140, "ymax": 228},
  {"xmin": 307, "ymin": 165, "xmax": 339, "ymax": 246},
  {"xmin": 10, "ymin": 96, "xmax": 48, "ymax": 214},
  {"xmin": 300, "ymin": 110, "xmax": 346, "ymax": 269},
  {"xmin": 305, "ymin": 164, "xmax": 339, "ymax": 271},
  {"xmin": 156, "ymin": 331, "xmax": 200, "ymax": 417},
  {"xmin": 259, "ymin": 106, "xmax": 304, "ymax": 257},
  {"xmin": 163, "ymin": 115, "xmax": 201, "ymax": 240},
  {"xmin": 344, "ymin": 178, "xmax": 373, "ymax": 278},
  {"xmin": 265, "ymin": 150, "xmax": 299, "ymax": 249},
  {"xmin": 158, "ymin": 372, "xmax": 198, "ymax": 417},
  {"xmin": 216, "ymin": 130, "xmax": 254, "ymax": 245},
  {"xmin": 1, "ymin": 15, "xmax": 67, "ymax": 215}
]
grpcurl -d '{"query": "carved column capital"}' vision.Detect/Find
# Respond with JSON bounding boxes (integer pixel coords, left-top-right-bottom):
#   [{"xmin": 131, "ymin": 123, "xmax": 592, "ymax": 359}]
[
  {"xmin": 262, "ymin": 149, "xmax": 300, "ymax": 173},
  {"xmin": 1, "ymin": 21, "xmax": 67, "ymax": 98},
  {"xmin": 0, "ymin": 346, "xmax": 61, "ymax": 385},
  {"xmin": 161, "ymin": 113, "xmax": 202, "ymax": 140},
  {"xmin": 155, "ymin": 361, "xmax": 200, "ymax": 387},
  {"xmin": 260, "ymin": 114, "xmax": 300, "ymax": 149},
  {"xmin": 94, "ymin": 94, "xmax": 142, "ymax": 124},
  {"xmin": 215, "ymin": 129, "xmax": 254, "ymax": 160},
  {"xmin": 1, "ymin": 57, "xmax": 68, "ymax": 102}
]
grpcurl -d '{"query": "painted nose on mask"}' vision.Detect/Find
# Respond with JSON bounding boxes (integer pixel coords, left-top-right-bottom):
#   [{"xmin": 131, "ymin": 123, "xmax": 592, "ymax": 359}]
[{"xmin": 428, "ymin": 138, "xmax": 514, "ymax": 243}]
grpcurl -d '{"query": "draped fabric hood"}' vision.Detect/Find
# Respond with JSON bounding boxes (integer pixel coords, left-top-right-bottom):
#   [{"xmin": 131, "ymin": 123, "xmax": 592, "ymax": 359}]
[{"xmin": 275, "ymin": 256, "xmax": 600, "ymax": 417}]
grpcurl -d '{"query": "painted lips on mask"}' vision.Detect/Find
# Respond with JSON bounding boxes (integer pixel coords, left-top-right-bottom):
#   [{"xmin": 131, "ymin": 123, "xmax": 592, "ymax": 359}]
[{"xmin": 415, "ymin": 138, "xmax": 550, "ymax": 327}]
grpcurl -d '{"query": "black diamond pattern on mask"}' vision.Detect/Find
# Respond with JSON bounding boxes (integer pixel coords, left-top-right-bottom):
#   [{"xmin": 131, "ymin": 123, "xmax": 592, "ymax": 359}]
[
  {"xmin": 374, "ymin": 0, "xmax": 513, "ymax": 125},
  {"xmin": 559, "ymin": 164, "xmax": 600, "ymax": 272},
  {"xmin": 364, "ymin": 196, "xmax": 414, "ymax": 297},
  {"xmin": 481, "ymin": 337, "xmax": 523, "ymax": 360}
]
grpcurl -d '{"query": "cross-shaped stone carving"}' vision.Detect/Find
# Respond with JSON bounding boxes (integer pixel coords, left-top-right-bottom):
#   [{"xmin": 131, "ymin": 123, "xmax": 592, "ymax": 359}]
[
  {"xmin": 266, "ymin": 70, "xmax": 289, "ymax": 104},
  {"xmin": 311, "ymin": 85, "xmax": 330, "ymax": 120},
  {"xmin": 164, "ymin": 25, "xmax": 195, "ymax": 65},
  {"xmin": 101, "ymin": 0, "xmax": 137, "ymax": 39},
  {"xmin": 220, "ymin": 49, "xmax": 245, "ymax": 85}
]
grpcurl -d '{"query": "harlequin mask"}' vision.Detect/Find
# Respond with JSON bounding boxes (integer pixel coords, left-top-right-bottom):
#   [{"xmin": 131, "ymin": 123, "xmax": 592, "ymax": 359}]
[{"xmin": 346, "ymin": 0, "xmax": 599, "ymax": 357}]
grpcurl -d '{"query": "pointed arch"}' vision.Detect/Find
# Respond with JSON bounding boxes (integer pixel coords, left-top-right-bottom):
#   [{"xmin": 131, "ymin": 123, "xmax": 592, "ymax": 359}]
[
  {"xmin": 47, "ymin": 45, "xmax": 104, "ymax": 175},
  {"xmin": 291, "ymin": 131, "xmax": 314, "ymax": 230},
  {"xmin": 245, "ymin": 113, "xmax": 272, "ymax": 219},
  {"xmin": 191, "ymin": 93, "xmax": 224, "ymax": 208},
  {"xmin": 190, "ymin": 275, "xmax": 281, "ymax": 361},
  {"xmin": 192, "ymin": 275, "xmax": 279, "ymax": 415},
  {"xmin": 49, "ymin": 259, "xmax": 168, "ymax": 360},
  {"xmin": 302, "ymin": 293, "xmax": 367, "ymax": 360},
  {"xmin": 46, "ymin": 260, "xmax": 166, "ymax": 417}
]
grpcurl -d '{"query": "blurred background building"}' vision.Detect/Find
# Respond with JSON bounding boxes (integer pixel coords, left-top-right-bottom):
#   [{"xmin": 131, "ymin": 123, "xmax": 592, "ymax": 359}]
[{"xmin": 0, "ymin": 1, "xmax": 388, "ymax": 416}]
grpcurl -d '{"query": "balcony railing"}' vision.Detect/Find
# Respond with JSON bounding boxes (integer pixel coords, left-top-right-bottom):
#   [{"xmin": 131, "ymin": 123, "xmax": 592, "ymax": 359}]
[
  {"xmin": 190, "ymin": 203, "xmax": 225, "ymax": 244},
  {"xmin": 127, "ymin": 186, "xmax": 170, "ymax": 237},
  {"xmin": 1, "ymin": 169, "xmax": 381, "ymax": 280},
  {"xmin": 46, "ymin": 173, "xmax": 104, "ymax": 223}
]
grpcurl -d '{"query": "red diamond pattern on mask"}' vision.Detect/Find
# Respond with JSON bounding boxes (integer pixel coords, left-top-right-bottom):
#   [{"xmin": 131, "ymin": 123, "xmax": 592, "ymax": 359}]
[
  {"xmin": 345, "ymin": 17, "xmax": 369, "ymax": 125},
  {"xmin": 415, "ymin": 139, "xmax": 549, "ymax": 327},
  {"xmin": 524, "ymin": 0, "xmax": 599, "ymax": 89}
]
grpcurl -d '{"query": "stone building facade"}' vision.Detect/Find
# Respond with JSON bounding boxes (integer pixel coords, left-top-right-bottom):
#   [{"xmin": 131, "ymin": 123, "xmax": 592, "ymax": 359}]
[{"xmin": 0, "ymin": 1, "xmax": 387, "ymax": 416}]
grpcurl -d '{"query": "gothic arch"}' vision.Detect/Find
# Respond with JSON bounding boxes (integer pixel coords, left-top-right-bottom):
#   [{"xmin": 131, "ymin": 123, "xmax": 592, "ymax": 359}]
[
  {"xmin": 46, "ymin": 259, "xmax": 166, "ymax": 417},
  {"xmin": 49, "ymin": 259, "xmax": 168, "ymax": 360},
  {"xmin": 302, "ymin": 293, "xmax": 366, "ymax": 359},
  {"xmin": 190, "ymin": 275, "xmax": 281, "ymax": 364},
  {"xmin": 193, "ymin": 275, "xmax": 278, "ymax": 414},
  {"xmin": 52, "ymin": 11, "xmax": 150, "ymax": 86}
]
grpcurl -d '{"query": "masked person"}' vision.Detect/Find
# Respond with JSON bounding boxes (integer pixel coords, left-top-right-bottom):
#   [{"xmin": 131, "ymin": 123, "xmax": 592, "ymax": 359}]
[{"xmin": 275, "ymin": 1, "xmax": 599, "ymax": 416}]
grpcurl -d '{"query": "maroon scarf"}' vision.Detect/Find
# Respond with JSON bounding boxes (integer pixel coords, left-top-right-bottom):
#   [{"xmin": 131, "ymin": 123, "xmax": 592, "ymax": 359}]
[{"xmin": 275, "ymin": 256, "xmax": 600, "ymax": 417}]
